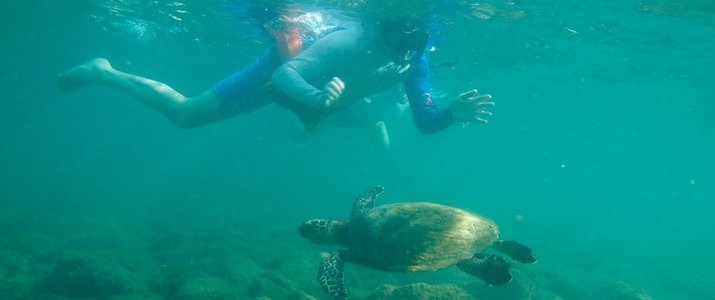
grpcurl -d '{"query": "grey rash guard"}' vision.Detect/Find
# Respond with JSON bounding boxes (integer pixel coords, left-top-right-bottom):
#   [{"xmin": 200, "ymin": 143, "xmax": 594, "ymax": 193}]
[{"xmin": 272, "ymin": 20, "xmax": 454, "ymax": 134}]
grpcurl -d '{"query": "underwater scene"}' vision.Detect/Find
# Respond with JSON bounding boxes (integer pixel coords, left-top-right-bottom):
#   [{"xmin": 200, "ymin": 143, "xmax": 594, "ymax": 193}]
[{"xmin": 1, "ymin": 0, "xmax": 714, "ymax": 299}]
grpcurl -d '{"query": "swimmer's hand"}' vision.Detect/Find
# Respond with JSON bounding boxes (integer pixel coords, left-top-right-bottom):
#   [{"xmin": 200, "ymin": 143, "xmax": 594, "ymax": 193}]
[
  {"xmin": 323, "ymin": 77, "xmax": 345, "ymax": 107},
  {"xmin": 377, "ymin": 62, "xmax": 411, "ymax": 76},
  {"xmin": 449, "ymin": 89, "xmax": 495, "ymax": 123}
]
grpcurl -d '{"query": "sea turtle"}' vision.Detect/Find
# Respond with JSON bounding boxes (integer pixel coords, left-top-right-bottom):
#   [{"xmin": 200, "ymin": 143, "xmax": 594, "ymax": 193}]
[{"xmin": 299, "ymin": 186, "xmax": 536, "ymax": 300}]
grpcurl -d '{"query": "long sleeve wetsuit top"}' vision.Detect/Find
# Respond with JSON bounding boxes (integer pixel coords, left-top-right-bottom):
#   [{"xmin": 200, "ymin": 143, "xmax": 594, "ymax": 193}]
[{"xmin": 271, "ymin": 19, "xmax": 454, "ymax": 134}]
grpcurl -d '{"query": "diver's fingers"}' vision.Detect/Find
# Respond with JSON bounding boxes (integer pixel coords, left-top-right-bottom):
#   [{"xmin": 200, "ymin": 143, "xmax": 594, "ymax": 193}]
[
  {"xmin": 324, "ymin": 78, "xmax": 346, "ymax": 107},
  {"xmin": 476, "ymin": 100, "xmax": 495, "ymax": 106},
  {"xmin": 397, "ymin": 64, "xmax": 411, "ymax": 74},
  {"xmin": 468, "ymin": 94, "xmax": 492, "ymax": 103},
  {"xmin": 476, "ymin": 110, "xmax": 493, "ymax": 116},
  {"xmin": 334, "ymin": 77, "xmax": 345, "ymax": 90},
  {"xmin": 324, "ymin": 78, "xmax": 344, "ymax": 101},
  {"xmin": 327, "ymin": 77, "xmax": 345, "ymax": 93},
  {"xmin": 458, "ymin": 89, "xmax": 478, "ymax": 99},
  {"xmin": 325, "ymin": 93, "xmax": 339, "ymax": 107},
  {"xmin": 326, "ymin": 87, "xmax": 340, "ymax": 99}
]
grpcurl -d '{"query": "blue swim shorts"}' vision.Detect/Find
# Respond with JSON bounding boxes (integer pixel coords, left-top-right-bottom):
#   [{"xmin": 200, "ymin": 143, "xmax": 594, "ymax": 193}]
[{"xmin": 213, "ymin": 48, "xmax": 284, "ymax": 117}]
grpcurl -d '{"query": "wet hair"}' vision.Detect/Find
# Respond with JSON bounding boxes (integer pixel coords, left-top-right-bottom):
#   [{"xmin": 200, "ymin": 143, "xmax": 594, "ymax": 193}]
[{"xmin": 379, "ymin": 18, "xmax": 429, "ymax": 60}]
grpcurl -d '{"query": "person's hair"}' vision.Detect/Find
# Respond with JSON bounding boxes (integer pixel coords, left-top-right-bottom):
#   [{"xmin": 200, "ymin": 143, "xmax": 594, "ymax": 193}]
[{"xmin": 379, "ymin": 18, "xmax": 429, "ymax": 60}]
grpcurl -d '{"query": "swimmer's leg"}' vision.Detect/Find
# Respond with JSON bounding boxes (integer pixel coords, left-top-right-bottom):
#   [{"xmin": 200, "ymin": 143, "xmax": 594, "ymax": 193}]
[
  {"xmin": 58, "ymin": 58, "xmax": 222, "ymax": 128},
  {"xmin": 374, "ymin": 121, "xmax": 390, "ymax": 150}
]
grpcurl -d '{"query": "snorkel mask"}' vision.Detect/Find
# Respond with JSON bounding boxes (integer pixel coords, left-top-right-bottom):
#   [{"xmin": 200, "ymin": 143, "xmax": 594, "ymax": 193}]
[{"xmin": 264, "ymin": 12, "xmax": 338, "ymax": 59}]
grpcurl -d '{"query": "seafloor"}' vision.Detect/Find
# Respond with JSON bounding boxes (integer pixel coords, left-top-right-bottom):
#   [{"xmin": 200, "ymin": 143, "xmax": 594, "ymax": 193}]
[{"xmin": 0, "ymin": 209, "xmax": 660, "ymax": 300}]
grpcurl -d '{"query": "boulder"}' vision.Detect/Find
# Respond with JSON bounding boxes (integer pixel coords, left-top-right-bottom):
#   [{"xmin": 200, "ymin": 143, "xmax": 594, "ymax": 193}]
[
  {"xmin": 39, "ymin": 252, "xmax": 146, "ymax": 299},
  {"xmin": 174, "ymin": 275, "xmax": 241, "ymax": 300},
  {"xmin": 364, "ymin": 283, "xmax": 471, "ymax": 300}
]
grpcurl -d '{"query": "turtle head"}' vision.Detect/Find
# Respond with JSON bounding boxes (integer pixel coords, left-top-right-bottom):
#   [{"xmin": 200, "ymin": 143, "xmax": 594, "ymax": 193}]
[{"xmin": 299, "ymin": 219, "xmax": 349, "ymax": 246}]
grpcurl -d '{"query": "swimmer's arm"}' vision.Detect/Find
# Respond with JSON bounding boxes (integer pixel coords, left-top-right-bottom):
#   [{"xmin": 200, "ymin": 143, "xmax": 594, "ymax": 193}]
[
  {"xmin": 405, "ymin": 56, "xmax": 495, "ymax": 134},
  {"xmin": 271, "ymin": 28, "xmax": 363, "ymax": 108},
  {"xmin": 404, "ymin": 56, "xmax": 454, "ymax": 134}
]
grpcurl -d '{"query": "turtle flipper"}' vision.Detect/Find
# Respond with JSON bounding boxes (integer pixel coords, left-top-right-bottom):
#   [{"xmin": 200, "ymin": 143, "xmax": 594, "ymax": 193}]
[
  {"xmin": 456, "ymin": 253, "xmax": 512, "ymax": 285},
  {"xmin": 491, "ymin": 240, "xmax": 537, "ymax": 264},
  {"xmin": 350, "ymin": 186, "xmax": 384, "ymax": 218},
  {"xmin": 318, "ymin": 252, "xmax": 348, "ymax": 300}
]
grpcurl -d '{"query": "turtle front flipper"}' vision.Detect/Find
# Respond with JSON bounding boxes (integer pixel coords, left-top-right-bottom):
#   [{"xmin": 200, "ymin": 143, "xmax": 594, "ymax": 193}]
[
  {"xmin": 456, "ymin": 253, "xmax": 512, "ymax": 285},
  {"xmin": 491, "ymin": 240, "xmax": 537, "ymax": 264},
  {"xmin": 318, "ymin": 251, "xmax": 348, "ymax": 300},
  {"xmin": 350, "ymin": 185, "xmax": 384, "ymax": 218}
]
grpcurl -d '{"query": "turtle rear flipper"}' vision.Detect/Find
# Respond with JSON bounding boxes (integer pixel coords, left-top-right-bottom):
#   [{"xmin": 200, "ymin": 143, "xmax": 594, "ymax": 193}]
[
  {"xmin": 350, "ymin": 185, "xmax": 385, "ymax": 217},
  {"xmin": 318, "ymin": 252, "xmax": 348, "ymax": 300},
  {"xmin": 492, "ymin": 240, "xmax": 537, "ymax": 264},
  {"xmin": 457, "ymin": 253, "xmax": 512, "ymax": 285}
]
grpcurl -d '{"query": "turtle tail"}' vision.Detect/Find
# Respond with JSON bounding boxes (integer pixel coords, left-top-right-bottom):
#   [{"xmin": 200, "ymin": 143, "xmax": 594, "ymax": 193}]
[
  {"xmin": 318, "ymin": 251, "xmax": 348, "ymax": 300},
  {"xmin": 456, "ymin": 253, "xmax": 513, "ymax": 285}
]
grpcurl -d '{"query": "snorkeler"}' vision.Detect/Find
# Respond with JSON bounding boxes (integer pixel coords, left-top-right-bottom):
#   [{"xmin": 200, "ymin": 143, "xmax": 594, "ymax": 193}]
[{"xmin": 57, "ymin": 10, "xmax": 494, "ymax": 136}]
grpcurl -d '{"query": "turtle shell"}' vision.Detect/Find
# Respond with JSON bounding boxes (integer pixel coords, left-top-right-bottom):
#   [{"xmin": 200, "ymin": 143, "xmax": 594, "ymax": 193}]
[{"xmin": 346, "ymin": 202, "xmax": 499, "ymax": 272}]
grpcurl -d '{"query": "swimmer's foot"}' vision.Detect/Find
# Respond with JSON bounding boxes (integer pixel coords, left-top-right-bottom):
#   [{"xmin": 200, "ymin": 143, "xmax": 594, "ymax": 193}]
[
  {"xmin": 375, "ymin": 121, "xmax": 390, "ymax": 150},
  {"xmin": 57, "ymin": 58, "xmax": 113, "ymax": 93}
]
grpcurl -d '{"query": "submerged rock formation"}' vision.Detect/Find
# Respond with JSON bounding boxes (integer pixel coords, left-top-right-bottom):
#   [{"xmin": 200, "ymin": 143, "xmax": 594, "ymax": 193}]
[{"xmin": 364, "ymin": 283, "xmax": 471, "ymax": 300}]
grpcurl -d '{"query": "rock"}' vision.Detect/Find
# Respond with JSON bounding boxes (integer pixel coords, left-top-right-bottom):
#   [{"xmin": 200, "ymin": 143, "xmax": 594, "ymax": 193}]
[
  {"xmin": 597, "ymin": 281, "xmax": 651, "ymax": 300},
  {"xmin": 173, "ymin": 275, "xmax": 241, "ymax": 300},
  {"xmin": 38, "ymin": 252, "xmax": 147, "ymax": 299},
  {"xmin": 288, "ymin": 292, "xmax": 320, "ymax": 300},
  {"xmin": 0, "ymin": 251, "xmax": 33, "ymax": 299},
  {"xmin": 218, "ymin": 254, "xmax": 262, "ymax": 285},
  {"xmin": 108, "ymin": 292, "xmax": 164, "ymax": 300},
  {"xmin": 248, "ymin": 272, "xmax": 294, "ymax": 299},
  {"xmin": 364, "ymin": 283, "xmax": 471, "ymax": 300},
  {"xmin": 3, "ymin": 231, "xmax": 62, "ymax": 261},
  {"xmin": 247, "ymin": 271, "xmax": 317, "ymax": 300},
  {"xmin": 548, "ymin": 278, "xmax": 589, "ymax": 299},
  {"xmin": 473, "ymin": 269, "xmax": 560, "ymax": 300}
]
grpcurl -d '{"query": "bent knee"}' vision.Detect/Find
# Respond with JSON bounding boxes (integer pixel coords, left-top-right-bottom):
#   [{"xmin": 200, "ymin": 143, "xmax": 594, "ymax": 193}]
[{"xmin": 165, "ymin": 92, "xmax": 222, "ymax": 128}]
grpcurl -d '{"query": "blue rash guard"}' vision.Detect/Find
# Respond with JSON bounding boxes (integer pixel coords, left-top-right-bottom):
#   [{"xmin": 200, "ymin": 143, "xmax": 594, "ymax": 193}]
[
  {"xmin": 404, "ymin": 55, "xmax": 455, "ymax": 134},
  {"xmin": 214, "ymin": 13, "xmax": 454, "ymax": 134}
]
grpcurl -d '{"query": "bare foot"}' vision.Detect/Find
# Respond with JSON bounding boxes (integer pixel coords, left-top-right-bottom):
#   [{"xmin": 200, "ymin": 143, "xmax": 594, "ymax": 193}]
[
  {"xmin": 57, "ymin": 58, "xmax": 113, "ymax": 93},
  {"xmin": 375, "ymin": 121, "xmax": 390, "ymax": 150}
]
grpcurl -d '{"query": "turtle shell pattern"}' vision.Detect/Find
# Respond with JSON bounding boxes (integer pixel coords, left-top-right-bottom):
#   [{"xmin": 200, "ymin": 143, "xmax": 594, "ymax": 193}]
[{"xmin": 345, "ymin": 202, "xmax": 499, "ymax": 272}]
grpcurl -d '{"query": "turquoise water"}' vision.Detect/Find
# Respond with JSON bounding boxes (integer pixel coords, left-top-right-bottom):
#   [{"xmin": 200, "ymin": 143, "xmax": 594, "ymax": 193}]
[{"xmin": 1, "ymin": 0, "xmax": 714, "ymax": 299}]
